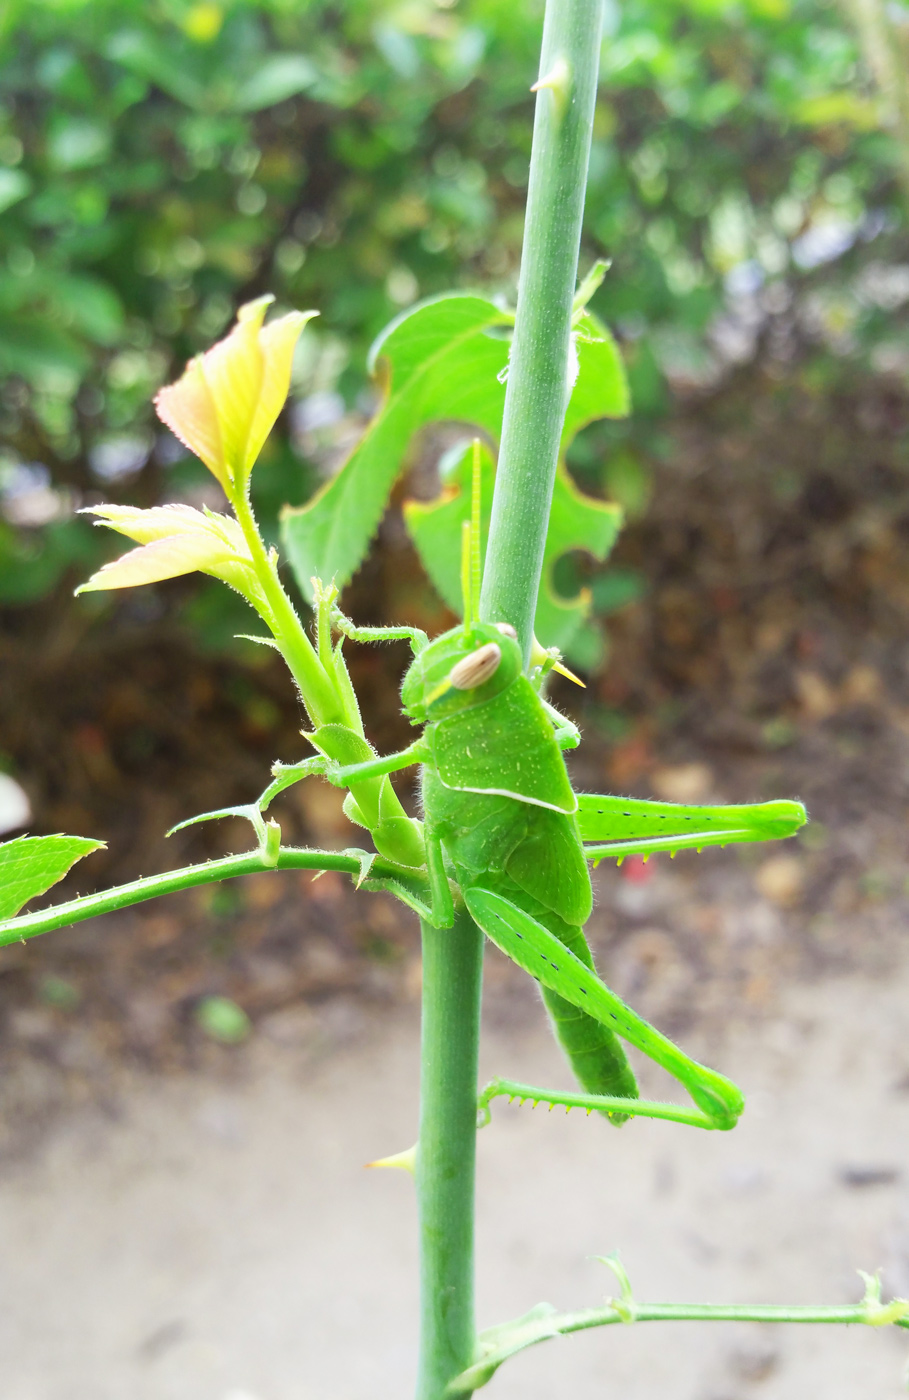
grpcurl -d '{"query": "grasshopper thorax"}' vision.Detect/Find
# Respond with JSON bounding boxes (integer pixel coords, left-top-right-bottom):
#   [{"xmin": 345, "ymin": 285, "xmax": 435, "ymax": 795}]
[{"xmin": 401, "ymin": 621, "xmax": 523, "ymax": 724}]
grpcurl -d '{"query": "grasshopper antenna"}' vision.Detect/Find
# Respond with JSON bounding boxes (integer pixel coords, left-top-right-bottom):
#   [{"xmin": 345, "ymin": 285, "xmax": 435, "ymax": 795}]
[
  {"xmin": 460, "ymin": 520, "xmax": 473, "ymax": 635},
  {"xmin": 460, "ymin": 438, "xmax": 483, "ymax": 639},
  {"xmin": 471, "ymin": 437, "xmax": 482, "ymax": 621}
]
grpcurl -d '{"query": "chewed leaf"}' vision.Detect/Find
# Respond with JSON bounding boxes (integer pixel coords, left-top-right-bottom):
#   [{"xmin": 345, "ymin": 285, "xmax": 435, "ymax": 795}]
[
  {"xmin": 405, "ymin": 437, "xmax": 623, "ymax": 656},
  {"xmin": 403, "ymin": 440, "xmax": 495, "ymax": 620},
  {"xmin": 282, "ymin": 296, "xmax": 629, "ymax": 637},
  {"xmin": 561, "ymin": 312, "xmax": 630, "ymax": 444},
  {"xmin": 281, "ymin": 294, "xmax": 511, "ymax": 600},
  {"xmin": 0, "ymin": 834, "xmax": 105, "ymax": 920}
]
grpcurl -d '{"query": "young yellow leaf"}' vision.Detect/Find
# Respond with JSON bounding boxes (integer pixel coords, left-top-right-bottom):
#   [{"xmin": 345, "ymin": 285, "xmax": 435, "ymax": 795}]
[
  {"xmin": 248, "ymin": 310, "xmax": 314, "ymax": 470},
  {"xmin": 76, "ymin": 533, "xmax": 244, "ymax": 592},
  {"xmin": 154, "ymin": 357, "xmax": 226, "ymax": 489},
  {"xmin": 154, "ymin": 296, "xmax": 316, "ymax": 495},
  {"xmin": 86, "ymin": 502, "xmax": 246, "ymax": 549}
]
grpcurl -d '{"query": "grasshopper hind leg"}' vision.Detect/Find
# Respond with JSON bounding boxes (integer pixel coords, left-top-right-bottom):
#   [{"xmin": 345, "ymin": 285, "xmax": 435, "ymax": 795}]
[
  {"xmin": 470, "ymin": 874, "xmax": 638, "ymax": 1124},
  {"xmin": 465, "ymin": 884, "xmax": 743, "ymax": 1132}
]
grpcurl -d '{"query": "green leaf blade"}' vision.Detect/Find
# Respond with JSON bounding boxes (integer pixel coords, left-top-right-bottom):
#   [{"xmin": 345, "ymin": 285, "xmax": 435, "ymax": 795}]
[
  {"xmin": 561, "ymin": 312, "xmax": 630, "ymax": 447},
  {"xmin": 281, "ymin": 294, "xmax": 509, "ymax": 601},
  {"xmin": 0, "ymin": 834, "xmax": 106, "ymax": 920}
]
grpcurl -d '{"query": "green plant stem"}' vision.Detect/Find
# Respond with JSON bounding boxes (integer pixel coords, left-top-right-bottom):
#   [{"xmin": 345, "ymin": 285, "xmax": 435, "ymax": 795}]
[
  {"xmin": 0, "ymin": 848, "xmax": 417, "ymax": 946},
  {"xmin": 449, "ymin": 1296, "xmax": 909, "ymax": 1392},
  {"xmin": 233, "ymin": 490, "xmax": 342, "ymax": 726},
  {"xmin": 416, "ymin": 910, "xmax": 485, "ymax": 1400},
  {"xmin": 480, "ymin": 0, "xmax": 604, "ymax": 660},
  {"xmin": 231, "ymin": 495, "xmax": 424, "ymax": 867}
]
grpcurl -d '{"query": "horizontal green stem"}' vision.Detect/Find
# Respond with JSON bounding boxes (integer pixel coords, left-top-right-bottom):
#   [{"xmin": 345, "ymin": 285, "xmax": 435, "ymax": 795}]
[
  {"xmin": 449, "ymin": 1294, "xmax": 909, "ymax": 1393},
  {"xmin": 0, "ymin": 847, "xmax": 419, "ymax": 946},
  {"xmin": 555, "ymin": 1300, "xmax": 909, "ymax": 1329}
]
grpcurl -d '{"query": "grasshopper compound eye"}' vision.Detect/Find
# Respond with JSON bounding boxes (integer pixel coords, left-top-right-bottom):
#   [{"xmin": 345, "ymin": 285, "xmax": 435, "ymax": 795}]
[
  {"xmin": 494, "ymin": 622, "xmax": 518, "ymax": 640},
  {"xmin": 449, "ymin": 642, "xmax": 501, "ymax": 690}
]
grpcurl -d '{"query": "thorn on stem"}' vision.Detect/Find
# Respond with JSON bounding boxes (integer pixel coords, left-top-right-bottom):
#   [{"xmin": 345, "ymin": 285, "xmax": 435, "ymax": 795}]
[{"xmin": 365, "ymin": 1143, "xmax": 418, "ymax": 1175}]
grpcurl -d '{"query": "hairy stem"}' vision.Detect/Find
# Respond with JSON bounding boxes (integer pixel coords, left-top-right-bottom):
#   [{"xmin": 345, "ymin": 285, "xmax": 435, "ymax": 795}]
[
  {"xmin": 480, "ymin": 0, "xmax": 604, "ymax": 660},
  {"xmin": 449, "ymin": 1295, "xmax": 909, "ymax": 1393},
  {"xmin": 416, "ymin": 910, "xmax": 485, "ymax": 1399},
  {"xmin": 0, "ymin": 848, "xmax": 420, "ymax": 946},
  {"xmin": 232, "ymin": 490, "xmax": 343, "ymax": 726}
]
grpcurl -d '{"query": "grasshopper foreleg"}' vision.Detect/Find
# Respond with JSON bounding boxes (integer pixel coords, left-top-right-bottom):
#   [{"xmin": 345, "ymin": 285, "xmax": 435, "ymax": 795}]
[
  {"xmin": 330, "ymin": 608, "xmax": 429, "ymax": 656},
  {"xmin": 540, "ymin": 698, "xmax": 581, "ymax": 751},
  {"xmin": 318, "ymin": 738, "xmax": 430, "ymax": 788}
]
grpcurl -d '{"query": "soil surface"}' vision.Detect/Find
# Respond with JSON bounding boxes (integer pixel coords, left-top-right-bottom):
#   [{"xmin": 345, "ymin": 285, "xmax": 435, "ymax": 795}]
[{"xmin": 1, "ymin": 963, "xmax": 908, "ymax": 1400}]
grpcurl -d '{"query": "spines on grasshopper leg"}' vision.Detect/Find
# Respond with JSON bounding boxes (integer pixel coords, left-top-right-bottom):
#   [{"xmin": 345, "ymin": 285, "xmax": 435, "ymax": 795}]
[
  {"xmin": 465, "ymin": 886, "xmax": 744, "ymax": 1130},
  {"xmin": 478, "ymin": 1078, "xmax": 727, "ymax": 1132}
]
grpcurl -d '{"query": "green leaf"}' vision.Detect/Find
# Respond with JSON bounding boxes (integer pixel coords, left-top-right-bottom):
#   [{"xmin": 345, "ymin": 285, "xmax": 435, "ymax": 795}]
[
  {"xmin": 447, "ymin": 1303, "xmax": 562, "ymax": 1393},
  {"xmin": 561, "ymin": 311, "xmax": 630, "ymax": 441},
  {"xmin": 51, "ymin": 274, "xmax": 125, "ymax": 347},
  {"xmin": 0, "ymin": 317, "xmax": 90, "ymax": 384},
  {"xmin": 589, "ymin": 567, "xmax": 646, "ymax": 615},
  {"xmin": 231, "ymin": 55, "xmax": 318, "ymax": 111},
  {"xmin": 0, "ymin": 168, "xmax": 31, "ymax": 215},
  {"xmin": 404, "ymin": 442, "xmax": 622, "ymax": 653},
  {"xmin": 281, "ymin": 296, "xmax": 629, "ymax": 655},
  {"xmin": 196, "ymin": 994, "xmax": 251, "ymax": 1044},
  {"xmin": 106, "ymin": 30, "xmax": 208, "ymax": 109},
  {"xmin": 0, "ymin": 833, "xmax": 106, "ymax": 920},
  {"xmin": 281, "ymin": 294, "xmax": 511, "ymax": 600},
  {"xmin": 400, "ymin": 312, "xmax": 627, "ymax": 653},
  {"xmin": 46, "ymin": 117, "xmax": 111, "ymax": 171}
]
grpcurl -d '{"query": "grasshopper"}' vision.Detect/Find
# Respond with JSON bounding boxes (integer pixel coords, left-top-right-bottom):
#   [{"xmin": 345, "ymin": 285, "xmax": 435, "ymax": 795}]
[{"xmin": 285, "ymin": 503, "xmax": 806, "ymax": 1134}]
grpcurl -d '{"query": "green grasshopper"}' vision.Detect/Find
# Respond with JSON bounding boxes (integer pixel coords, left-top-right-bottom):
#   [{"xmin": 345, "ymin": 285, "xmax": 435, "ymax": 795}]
[{"xmin": 290, "ymin": 508, "xmax": 806, "ymax": 1134}]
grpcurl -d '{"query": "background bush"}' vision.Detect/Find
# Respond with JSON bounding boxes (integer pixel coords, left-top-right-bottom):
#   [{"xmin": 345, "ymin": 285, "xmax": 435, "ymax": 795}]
[{"xmin": 0, "ymin": 0, "xmax": 906, "ymax": 632}]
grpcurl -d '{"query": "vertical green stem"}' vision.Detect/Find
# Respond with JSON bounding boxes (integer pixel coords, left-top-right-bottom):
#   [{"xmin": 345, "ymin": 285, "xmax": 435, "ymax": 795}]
[
  {"xmin": 480, "ymin": 0, "xmax": 605, "ymax": 660},
  {"xmin": 415, "ymin": 3, "xmax": 602, "ymax": 1394},
  {"xmin": 416, "ymin": 910, "xmax": 485, "ymax": 1400}
]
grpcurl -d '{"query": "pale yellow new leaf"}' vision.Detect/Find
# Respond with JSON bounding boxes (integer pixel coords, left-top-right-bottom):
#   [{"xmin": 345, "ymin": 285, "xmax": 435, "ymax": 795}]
[
  {"xmin": 154, "ymin": 358, "xmax": 227, "ymax": 490},
  {"xmin": 85, "ymin": 503, "xmax": 249, "ymax": 554},
  {"xmin": 76, "ymin": 534, "xmax": 243, "ymax": 592},
  {"xmin": 153, "ymin": 296, "xmax": 316, "ymax": 494}
]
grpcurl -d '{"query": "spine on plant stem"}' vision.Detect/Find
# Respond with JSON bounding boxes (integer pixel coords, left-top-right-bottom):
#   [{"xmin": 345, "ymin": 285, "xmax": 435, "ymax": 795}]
[
  {"xmin": 416, "ymin": 912, "xmax": 485, "ymax": 1400},
  {"xmin": 480, "ymin": 0, "xmax": 605, "ymax": 661}
]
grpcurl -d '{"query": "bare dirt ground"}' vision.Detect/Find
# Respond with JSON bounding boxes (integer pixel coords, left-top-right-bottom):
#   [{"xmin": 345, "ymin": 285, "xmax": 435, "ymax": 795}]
[{"xmin": 1, "ymin": 951, "xmax": 909, "ymax": 1400}]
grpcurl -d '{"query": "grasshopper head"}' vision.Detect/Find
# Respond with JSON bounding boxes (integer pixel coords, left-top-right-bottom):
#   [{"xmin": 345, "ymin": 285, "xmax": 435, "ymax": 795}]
[{"xmin": 401, "ymin": 621, "xmax": 523, "ymax": 724}]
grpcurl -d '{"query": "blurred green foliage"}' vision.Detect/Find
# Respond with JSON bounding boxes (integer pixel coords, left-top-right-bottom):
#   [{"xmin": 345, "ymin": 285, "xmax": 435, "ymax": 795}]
[{"xmin": 0, "ymin": 0, "xmax": 905, "ymax": 635}]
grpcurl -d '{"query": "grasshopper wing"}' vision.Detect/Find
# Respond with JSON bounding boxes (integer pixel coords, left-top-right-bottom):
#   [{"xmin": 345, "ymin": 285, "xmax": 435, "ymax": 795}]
[
  {"xmin": 577, "ymin": 795, "xmax": 806, "ymax": 860},
  {"xmin": 503, "ymin": 807, "xmax": 592, "ymax": 927},
  {"xmin": 431, "ymin": 678, "xmax": 577, "ymax": 814},
  {"xmin": 464, "ymin": 886, "xmax": 743, "ymax": 1129}
]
